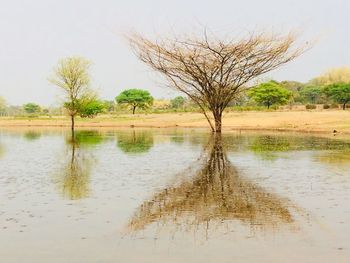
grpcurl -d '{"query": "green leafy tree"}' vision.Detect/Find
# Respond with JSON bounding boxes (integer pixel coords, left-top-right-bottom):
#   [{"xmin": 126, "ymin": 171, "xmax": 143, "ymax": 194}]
[
  {"xmin": 248, "ymin": 81, "xmax": 292, "ymax": 109},
  {"xmin": 280, "ymin": 81, "xmax": 305, "ymax": 103},
  {"xmin": 103, "ymin": 100, "xmax": 115, "ymax": 112},
  {"xmin": 324, "ymin": 83, "xmax": 350, "ymax": 110},
  {"xmin": 49, "ymin": 57, "xmax": 91, "ymax": 132},
  {"xmin": 115, "ymin": 89, "xmax": 153, "ymax": 114},
  {"xmin": 170, "ymin": 96, "xmax": 186, "ymax": 109},
  {"xmin": 299, "ymin": 86, "xmax": 324, "ymax": 104},
  {"xmin": 77, "ymin": 96, "xmax": 105, "ymax": 118},
  {"xmin": 23, "ymin": 103, "xmax": 41, "ymax": 114}
]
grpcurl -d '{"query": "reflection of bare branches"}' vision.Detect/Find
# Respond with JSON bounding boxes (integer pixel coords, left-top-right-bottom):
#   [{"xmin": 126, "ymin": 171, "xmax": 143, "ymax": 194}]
[{"xmin": 128, "ymin": 134, "xmax": 295, "ymax": 233}]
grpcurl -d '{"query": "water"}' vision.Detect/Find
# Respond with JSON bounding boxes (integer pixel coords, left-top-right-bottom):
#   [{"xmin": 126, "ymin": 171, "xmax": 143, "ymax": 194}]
[{"xmin": 0, "ymin": 128, "xmax": 349, "ymax": 262}]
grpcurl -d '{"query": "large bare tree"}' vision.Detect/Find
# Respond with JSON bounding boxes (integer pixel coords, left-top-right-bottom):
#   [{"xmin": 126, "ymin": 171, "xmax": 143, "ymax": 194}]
[{"xmin": 129, "ymin": 31, "xmax": 308, "ymax": 132}]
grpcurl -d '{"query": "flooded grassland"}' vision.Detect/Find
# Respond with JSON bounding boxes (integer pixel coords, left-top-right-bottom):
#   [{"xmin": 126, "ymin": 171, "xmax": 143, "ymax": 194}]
[{"xmin": 0, "ymin": 128, "xmax": 349, "ymax": 262}]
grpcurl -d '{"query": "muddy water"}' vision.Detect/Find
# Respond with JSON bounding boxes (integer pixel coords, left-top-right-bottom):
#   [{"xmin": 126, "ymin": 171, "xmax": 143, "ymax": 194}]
[{"xmin": 0, "ymin": 128, "xmax": 349, "ymax": 263}]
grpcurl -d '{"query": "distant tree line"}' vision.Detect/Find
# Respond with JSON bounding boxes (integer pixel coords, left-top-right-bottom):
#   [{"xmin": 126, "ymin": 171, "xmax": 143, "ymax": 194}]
[{"xmin": 1, "ymin": 66, "xmax": 350, "ymax": 120}]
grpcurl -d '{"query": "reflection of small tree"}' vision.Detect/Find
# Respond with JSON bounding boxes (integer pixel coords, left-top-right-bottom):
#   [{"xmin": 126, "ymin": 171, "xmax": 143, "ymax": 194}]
[
  {"xmin": 117, "ymin": 130, "xmax": 154, "ymax": 154},
  {"xmin": 250, "ymin": 135, "xmax": 291, "ymax": 160},
  {"xmin": 74, "ymin": 130, "xmax": 105, "ymax": 146},
  {"xmin": 54, "ymin": 131, "xmax": 104, "ymax": 200},
  {"xmin": 23, "ymin": 131, "xmax": 42, "ymax": 141},
  {"xmin": 249, "ymin": 134, "xmax": 350, "ymax": 161},
  {"xmin": 116, "ymin": 89, "xmax": 154, "ymax": 114},
  {"xmin": 128, "ymin": 134, "xmax": 295, "ymax": 235}
]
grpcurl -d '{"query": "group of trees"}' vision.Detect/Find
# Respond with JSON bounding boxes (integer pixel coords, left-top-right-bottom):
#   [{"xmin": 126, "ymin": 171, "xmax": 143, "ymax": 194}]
[
  {"xmin": 250, "ymin": 67, "xmax": 350, "ymax": 110},
  {"xmin": 2, "ymin": 29, "xmax": 350, "ymax": 133},
  {"xmin": 237, "ymin": 68, "xmax": 350, "ymax": 110}
]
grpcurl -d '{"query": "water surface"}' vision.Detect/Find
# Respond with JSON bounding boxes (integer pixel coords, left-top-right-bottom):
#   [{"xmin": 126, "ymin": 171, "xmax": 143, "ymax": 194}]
[{"xmin": 0, "ymin": 128, "xmax": 349, "ymax": 262}]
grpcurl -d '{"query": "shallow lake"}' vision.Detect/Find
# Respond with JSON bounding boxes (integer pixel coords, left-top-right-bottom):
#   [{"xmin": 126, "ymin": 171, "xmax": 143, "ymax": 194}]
[{"xmin": 0, "ymin": 128, "xmax": 349, "ymax": 263}]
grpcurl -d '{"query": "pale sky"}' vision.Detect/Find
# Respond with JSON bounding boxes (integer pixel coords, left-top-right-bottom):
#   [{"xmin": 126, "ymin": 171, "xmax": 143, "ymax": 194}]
[{"xmin": 0, "ymin": 0, "xmax": 349, "ymax": 106}]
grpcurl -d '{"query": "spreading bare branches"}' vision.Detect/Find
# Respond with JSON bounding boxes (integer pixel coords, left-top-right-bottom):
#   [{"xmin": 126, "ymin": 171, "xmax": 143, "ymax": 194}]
[{"xmin": 128, "ymin": 30, "xmax": 309, "ymax": 132}]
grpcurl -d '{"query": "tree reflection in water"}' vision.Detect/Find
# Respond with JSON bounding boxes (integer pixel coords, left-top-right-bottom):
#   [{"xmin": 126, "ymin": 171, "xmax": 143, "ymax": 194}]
[
  {"xmin": 23, "ymin": 131, "xmax": 42, "ymax": 141},
  {"xmin": 117, "ymin": 129, "xmax": 154, "ymax": 154},
  {"xmin": 128, "ymin": 134, "xmax": 296, "ymax": 234},
  {"xmin": 54, "ymin": 131, "xmax": 102, "ymax": 200}
]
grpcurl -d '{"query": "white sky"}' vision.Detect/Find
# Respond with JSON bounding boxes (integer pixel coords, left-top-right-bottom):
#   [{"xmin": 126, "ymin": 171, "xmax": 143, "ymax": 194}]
[{"xmin": 0, "ymin": 0, "xmax": 349, "ymax": 106}]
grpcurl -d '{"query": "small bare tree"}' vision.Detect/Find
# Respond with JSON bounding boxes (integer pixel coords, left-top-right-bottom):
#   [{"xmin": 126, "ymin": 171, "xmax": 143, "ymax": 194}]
[
  {"xmin": 129, "ymin": 31, "xmax": 308, "ymax": 132},
  {"xmin": 49, "ymin": 57, "xmax": 91, "ymax": 132}
]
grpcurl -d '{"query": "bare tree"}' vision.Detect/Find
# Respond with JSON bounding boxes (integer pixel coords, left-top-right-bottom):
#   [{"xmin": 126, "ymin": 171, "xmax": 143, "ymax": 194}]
[{"xmin": 128, "ymin": 30, "xmax": 308, "ymax": 132}]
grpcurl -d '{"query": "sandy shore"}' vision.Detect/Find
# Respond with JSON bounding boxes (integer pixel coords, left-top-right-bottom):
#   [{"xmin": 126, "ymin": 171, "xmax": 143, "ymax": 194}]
[{"xmin": 1, "ymin": 111, "xmax": 349, "ymax": 135}]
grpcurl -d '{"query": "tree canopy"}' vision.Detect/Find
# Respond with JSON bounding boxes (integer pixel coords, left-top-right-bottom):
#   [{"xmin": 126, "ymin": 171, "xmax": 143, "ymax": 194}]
[
  {"xmin": 128, "ymin": 30, "xmax": 308, "ymax": 132},
  {"xmin": 248, "ymin": 81, "xmax": 292, "ymax": 109},
  {"xmin": 76, "ymin": 95, "xmax": 105, "ymax": 118},
  {"xmin": 170, "ymin": 96, "xmax": 186, "ymax": 109},
  {"xmin": 299, "ymin": 86, "xmax": 325, "ymax": 104},
  {"xmin": 23, "ymin": 103, "xmax": 41, "ymax": 114},
  {"xmin": 324, "ymin": 83, "xmax": 350, "ymax": 110},
  {"xmin": 115, "ymin": 89, "xmax": 154, "ymax": 114},
  {"xmin": 49, "ymin": 57, "xmax": 104, "ymax": 131}
]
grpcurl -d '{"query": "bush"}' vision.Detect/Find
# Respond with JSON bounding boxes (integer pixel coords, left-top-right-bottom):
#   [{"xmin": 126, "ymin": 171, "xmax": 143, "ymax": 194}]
[
  {"xmin": 305, "ymin": 104, "xmax": 317, "ymax": 110},
  {"xmin": 330, "ymin": 103, "xmax": 339, "ymax": 109},
  {"xmin": 323, "ymin": 104, "xmax": 330, "ymax": 109},
  {"xmin": 227, "ymin": 105, "xmax": 278, "ymax": 111}
]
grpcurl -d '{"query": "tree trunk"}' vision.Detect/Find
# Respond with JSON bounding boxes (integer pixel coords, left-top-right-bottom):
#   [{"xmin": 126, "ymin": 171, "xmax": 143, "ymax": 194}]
[
  {"xmin": 213, "ymin": 110, "xmax": 222, "ymax": 133},
  {"xmin": 343, "ymin": 103, "xmax": 346, "ymax": 110},
  {"xmin": 132, "ymin": 106, "xmax": 136, "ymax": 115},
  {"xmin": 71, "ymin": 115, "xmax": 75, "ymax": 133}
]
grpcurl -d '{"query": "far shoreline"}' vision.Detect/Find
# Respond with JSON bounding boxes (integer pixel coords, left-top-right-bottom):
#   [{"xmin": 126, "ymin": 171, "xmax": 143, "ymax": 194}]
[{"xmin": 1, "ymin": 110, "xmax": 349, "ymax": 138}]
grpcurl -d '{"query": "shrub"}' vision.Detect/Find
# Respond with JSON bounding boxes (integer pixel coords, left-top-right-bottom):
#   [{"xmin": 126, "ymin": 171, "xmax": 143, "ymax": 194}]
[
  {"xmin": 305, "ymin": 104, "xmax": 317, "ymax": 110},
  {"xmin": 323, "ymin": 104, "xmax": 330, "ymax": 109},
  {"xmin": 330, "ymin": 103, "xmax": 339, "ymax": 109}
]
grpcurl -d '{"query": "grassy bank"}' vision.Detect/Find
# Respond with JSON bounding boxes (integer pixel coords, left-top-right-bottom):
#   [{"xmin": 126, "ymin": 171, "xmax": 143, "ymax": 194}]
[{"xmin": 0, "ymin": 110, "xmax": 350, "ymax": 135}]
